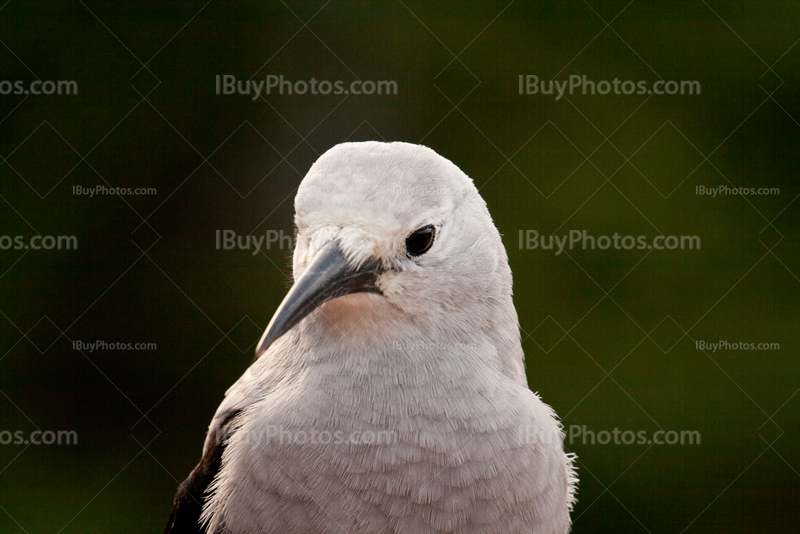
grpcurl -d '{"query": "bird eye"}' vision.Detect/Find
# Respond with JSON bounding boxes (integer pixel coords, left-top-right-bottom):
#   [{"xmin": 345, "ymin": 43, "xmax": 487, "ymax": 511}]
[{"xmin": 405, "ymin": 225, "xmax": 436, "ymax": 257}]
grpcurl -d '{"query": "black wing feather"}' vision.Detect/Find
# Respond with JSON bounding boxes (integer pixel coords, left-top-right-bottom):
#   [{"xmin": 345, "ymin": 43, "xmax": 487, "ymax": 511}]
[{"xmin": 164, "ymin": 410, "xmax": 241, "ymax": 534}]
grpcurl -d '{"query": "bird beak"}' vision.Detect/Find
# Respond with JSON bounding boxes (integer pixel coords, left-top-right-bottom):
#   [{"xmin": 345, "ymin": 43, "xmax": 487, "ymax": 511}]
[{"xmin": 255, "ymin": 240, "xmax": 383, "ymax": 358}]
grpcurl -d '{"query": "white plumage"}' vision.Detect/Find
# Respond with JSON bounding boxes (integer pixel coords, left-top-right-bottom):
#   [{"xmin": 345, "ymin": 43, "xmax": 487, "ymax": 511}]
[{"xmin": 199, "ymin": 142, "xmax": 577, "ymax": 533}]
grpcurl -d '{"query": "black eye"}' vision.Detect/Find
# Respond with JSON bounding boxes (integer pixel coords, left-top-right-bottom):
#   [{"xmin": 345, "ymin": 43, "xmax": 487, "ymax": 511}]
[{"xmin": 405, "ymin": 225, "xmax": 436, "ymax": 257}]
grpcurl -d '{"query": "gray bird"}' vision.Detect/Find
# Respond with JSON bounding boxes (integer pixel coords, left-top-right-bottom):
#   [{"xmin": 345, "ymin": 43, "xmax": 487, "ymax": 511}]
[{"xmin": 165, "ymin": 141, "xmax": 577, "ymax": 534}]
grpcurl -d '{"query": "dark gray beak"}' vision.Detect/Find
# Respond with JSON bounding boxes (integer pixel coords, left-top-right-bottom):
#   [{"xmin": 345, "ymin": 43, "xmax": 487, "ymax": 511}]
[{"xmin": 255, "ymin": 240, "xmax": 382, "ymax": 358}]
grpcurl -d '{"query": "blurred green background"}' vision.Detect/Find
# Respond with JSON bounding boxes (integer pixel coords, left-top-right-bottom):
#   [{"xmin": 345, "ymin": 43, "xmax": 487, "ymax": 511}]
[{"xmin": 0, "ymin": 1, "xmax": 798, "ymax": 532}]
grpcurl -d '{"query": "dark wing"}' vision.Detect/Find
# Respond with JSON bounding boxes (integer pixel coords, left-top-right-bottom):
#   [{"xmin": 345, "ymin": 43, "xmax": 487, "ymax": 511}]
[{"xmin": 164, "ymin": 410, "xmax": 241, "ymax": 534}]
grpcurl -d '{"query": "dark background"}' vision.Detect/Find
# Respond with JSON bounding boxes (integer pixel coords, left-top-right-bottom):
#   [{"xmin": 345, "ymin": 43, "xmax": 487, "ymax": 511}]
[{"xmin": 1, "ymin": 1, "xmax": 798, "ymax": 532}]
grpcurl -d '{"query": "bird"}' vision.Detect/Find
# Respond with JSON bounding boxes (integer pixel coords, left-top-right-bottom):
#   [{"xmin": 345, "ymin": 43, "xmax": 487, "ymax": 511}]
[{"xmin": 164, "ymin": 141, "xmax": 577, "ymax": 534}]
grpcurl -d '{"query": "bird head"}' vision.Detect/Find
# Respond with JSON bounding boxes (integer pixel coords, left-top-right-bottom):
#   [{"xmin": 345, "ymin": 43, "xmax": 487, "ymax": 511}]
[{"xmin": 255, "ymin": 141, "xmax": 516, "ymax": 359}]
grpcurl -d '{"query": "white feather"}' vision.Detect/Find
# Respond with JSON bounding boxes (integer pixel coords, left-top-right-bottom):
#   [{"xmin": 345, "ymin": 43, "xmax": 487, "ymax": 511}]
[{"xmin": 201, "ymin": 142, "xmax": 577, "ymax": 533}]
